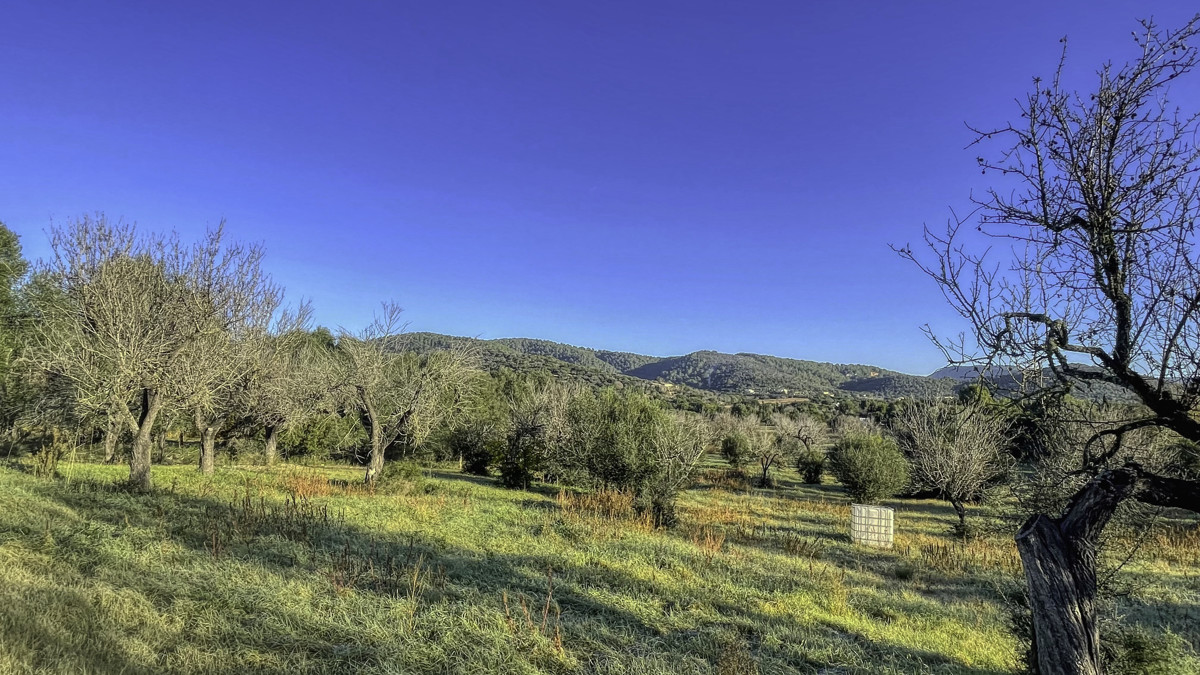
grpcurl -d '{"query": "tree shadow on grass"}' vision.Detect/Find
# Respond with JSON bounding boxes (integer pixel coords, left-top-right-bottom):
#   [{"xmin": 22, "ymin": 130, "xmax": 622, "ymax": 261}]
[
  {"xmin": 3, "ymin": 471, "xmax": 674, "ymax": 674},
  {"xmin": 1, "ymin": 467, "xmax": 1046, "ymax": 674}
]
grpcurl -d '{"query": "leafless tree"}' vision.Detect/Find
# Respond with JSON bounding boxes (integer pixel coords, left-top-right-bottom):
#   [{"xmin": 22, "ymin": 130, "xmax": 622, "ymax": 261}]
[
  {"xmin": 336, "ymin": 302, "xmax": 477, "ymax": 484},
  {"xmin": 898, "ymin": 17, "xmax": 1200, "ymax": 673},
  {"xmin": 893, "ymin": 399, "xmax": 1012, "ymax": 534},
  {"xmin": 746, "ymin": 413, "xmax": 798, "ymax": 487},
  {"xmin": 29, "ymin": 215, "xmax": 279, "ymax": 490},
  {"xmin": 244, "ymin": 304, "xmax": 331, "ymax": 466},
  {"xmin": 792, "ymin": 413, "xmax": 828, "ymax": 454},
  {"xmin": 179, "ymin": 228, "xmax": 281, "ymax": 474}
]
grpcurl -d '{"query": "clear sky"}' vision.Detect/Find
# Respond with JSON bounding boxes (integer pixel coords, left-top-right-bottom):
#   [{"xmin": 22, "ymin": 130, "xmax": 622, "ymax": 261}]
[{"xmin": 3, "ymin": 1, "xmax": 1197, "ymax": 375}]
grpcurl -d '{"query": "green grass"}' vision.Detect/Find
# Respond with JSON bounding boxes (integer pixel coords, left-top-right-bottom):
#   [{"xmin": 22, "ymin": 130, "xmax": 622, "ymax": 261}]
[{"xmin": 0, "ymin": 457, "xmax": 1196, "ymax": 674}]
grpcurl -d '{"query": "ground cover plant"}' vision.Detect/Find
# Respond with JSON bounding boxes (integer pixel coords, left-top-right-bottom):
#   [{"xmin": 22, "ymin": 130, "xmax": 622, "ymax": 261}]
[{"xmin": 1, "ymin": 452, "xmax": 1196, "ymax": 675}]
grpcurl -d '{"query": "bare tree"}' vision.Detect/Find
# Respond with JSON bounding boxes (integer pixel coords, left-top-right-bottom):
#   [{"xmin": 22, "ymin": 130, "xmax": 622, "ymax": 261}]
[
  {"xmin": 179, "ymin": 229, "xmax": 281, "ymax": 474},
  {"xmin": 793, "ymin": 413, "xmax": 828, "ymax": 454},
  {"xmin": 244, "ymin": 305, "xmax": 332, "ymax": 466},
  {"xmin": 898, "ymin": 17, "xmax": 1200, "ymax": 673},
  {"xmin": 749, "ymin": 413, "xmax": 800, "ymax": 487},
  {"xmin": 30, "ymin": 216, "xmax": 278, "ymax": 490},
  {"xmin": 336, "ymin": 302, "xmax": 476, "ymax": 484},
  {"xmin": 893, "ymin": 399, "xmax": 1011, "ymax": 534}
]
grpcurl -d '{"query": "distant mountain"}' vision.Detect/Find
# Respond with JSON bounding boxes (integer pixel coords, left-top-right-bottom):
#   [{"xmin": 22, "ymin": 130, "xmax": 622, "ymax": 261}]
[
  {"xmin": 929, "ymin": 363, "xmax": 1137, "ymax": 402},
  {"xmin": 388, "ymin": 332, "xmax": 954, "ymax": 399}
]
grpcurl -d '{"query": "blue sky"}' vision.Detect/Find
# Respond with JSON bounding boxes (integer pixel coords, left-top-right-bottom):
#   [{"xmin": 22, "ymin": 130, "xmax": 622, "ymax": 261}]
[{"xmin": 3, "ymin": 1, "xmax": 1197, "ymax": 374}]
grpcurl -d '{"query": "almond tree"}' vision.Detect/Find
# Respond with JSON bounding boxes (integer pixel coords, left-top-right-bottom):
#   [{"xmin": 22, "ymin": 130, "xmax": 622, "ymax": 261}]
[
  {"xmin": 336, "ymin": 302, "xmax": 476, "ymax": 484},
  {"xmin": 899, "ymin": 17, "xmax": 1200, "ymax": 673},
  {"xmin": 893, "ymin": 399, "xmax": 1011, "ymax": 535},
  {"xmin": 245, "ymin": 309, "xmax": 334, "ymax": 466},
  {"xmin": 30, "ymin": 215, "xmax": 278, "ymax": 489}
]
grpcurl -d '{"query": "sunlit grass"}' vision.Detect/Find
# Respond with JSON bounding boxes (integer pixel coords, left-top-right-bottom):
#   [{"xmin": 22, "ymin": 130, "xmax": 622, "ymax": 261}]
[{"xmin": 0, "ymin": 456, "xmax": 1195, "ymax": 674}]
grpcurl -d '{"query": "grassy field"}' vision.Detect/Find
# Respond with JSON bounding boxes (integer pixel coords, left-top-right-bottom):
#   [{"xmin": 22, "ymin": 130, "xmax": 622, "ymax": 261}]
[{"xmin": 1, "ymin": 455, "xmax": 1197, "ymax": 674}]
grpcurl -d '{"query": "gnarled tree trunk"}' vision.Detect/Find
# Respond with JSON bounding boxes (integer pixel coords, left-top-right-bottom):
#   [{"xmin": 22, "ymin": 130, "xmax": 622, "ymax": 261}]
[
  {"xmin": 129, "ymin": 388, "xmax": 163, "ymax": 491},
  {"xmin": 1016, "ymin": 468, "xmax": 1138, "ymax": 675}
]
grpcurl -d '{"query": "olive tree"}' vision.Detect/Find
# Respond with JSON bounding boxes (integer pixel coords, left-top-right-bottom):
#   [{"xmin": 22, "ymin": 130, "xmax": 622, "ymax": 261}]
[
  {"xmin": 30, "ymin": 216, "xmax": 277, "ymax": 490},
  {"xmin": 898, "ymin": 16, "xmax": 1200, "ymax": 673},
  {"xmin": 893, "ymin": 399, "xmax": 1011, "ymax": 535},
  {"xmin": 336, "ymin": 302, "xmax": 476, "ymax": 484},
  {"xmin": 497, "ymin": 379, "xmax": 566, "ymax": 489}
]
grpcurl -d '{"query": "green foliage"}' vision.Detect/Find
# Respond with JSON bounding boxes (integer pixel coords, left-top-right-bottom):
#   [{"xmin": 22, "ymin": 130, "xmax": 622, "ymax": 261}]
[
  {"xmin": 957, "ymin": 383, "xmax": 994, "ymax": 406},
  {"xmin": 448, "ymin": 420, "xmax": 504, "ymax": 476},
  {"xmin": 720, "ymin": 433, "xmax": 750, "ymax": 469},
  {"xmin": 796, "ymin": 447, "xmax": 826, "ymax": 484},
  {"xmin": 380, "ymin": 459, "xmax": 424, "ymax": 484},
  {"xmin": 0, "ymin": 223, "xmax": 29, "ymax": 434},
  {"xmin": 830, "ymin": 433, "xmax": 909, "ymax": 504},
  {"xmin": 279, "ymin": 411, "xmax": 366, "ymax": 460},
  {"xmin": 1103, "ymin": 625, "xmax": 1193, "ymax": 675},
  {"xmin": 0, "ymin": 223, "xmax": 27, "ymax": 327},
  {"xmin": 392, "ymin": 332, "xmax": 954, "ymax": 400}
]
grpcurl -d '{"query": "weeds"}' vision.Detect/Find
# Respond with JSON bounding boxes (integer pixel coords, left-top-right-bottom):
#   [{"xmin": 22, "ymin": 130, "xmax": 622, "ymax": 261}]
[
  {"xmin": 689, "ymin": 525, "xmax": 726, "ymax": 564},
  {"xmin": 501, "ymin": 567, "xmax": 563, "ymax": 654}
]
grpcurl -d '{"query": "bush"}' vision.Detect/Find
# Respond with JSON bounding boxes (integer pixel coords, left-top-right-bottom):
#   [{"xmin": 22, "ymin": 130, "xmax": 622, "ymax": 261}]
[
  {"xmin": 447, "ymin": 421, "xmax": 503, "ymax": 476},
  {"xmin": 829, "ymin": 433, "xmax": 908, "ymax": 504},
  {"xmin": 1103, "ymin": 624, "xmax": 1192, "ymax": 675},
  {"xmin": 720, "ymin": 433, "xmax": 750, "ymax": 469},
  {"xmin": 380, "ymin": 460, "xmax": 424, "ymax": 483},
  {"xmin": 796, "ymin": 448, "xmax": 826, "ymax": 484}
]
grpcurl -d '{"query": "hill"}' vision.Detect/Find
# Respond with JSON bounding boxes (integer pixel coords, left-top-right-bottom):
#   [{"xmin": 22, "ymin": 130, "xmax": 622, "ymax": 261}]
[
  {"xmin": 390, "ymin": 333, "xmax": 953, "ymax": 399},
  {"xmin": 929, "ymin": 363, "xmax": 1137, "ymax": 402}
]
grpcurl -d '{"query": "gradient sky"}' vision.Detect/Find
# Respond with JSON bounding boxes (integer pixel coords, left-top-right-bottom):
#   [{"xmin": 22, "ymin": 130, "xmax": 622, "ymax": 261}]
[{"xmin": 3, "ymin": 1, "xmax": 1198, "ymax": 374}]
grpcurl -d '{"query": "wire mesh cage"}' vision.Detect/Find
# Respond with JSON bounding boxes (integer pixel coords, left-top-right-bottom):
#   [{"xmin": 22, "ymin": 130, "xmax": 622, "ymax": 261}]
[{"xmin": 850, "ymin": 504, "xmax": 894, "ymax": 548}]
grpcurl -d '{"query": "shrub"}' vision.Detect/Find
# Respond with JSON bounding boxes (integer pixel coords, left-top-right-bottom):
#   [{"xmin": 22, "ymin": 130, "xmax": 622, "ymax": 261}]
[
  {"xmin": 380, "ymin": 460, "xmax": 423, "ymax": 483},
  {"xmin": 829, "ymin": 433, "xmax": 908, "ymax": 504},
  {"xmin": 447, "ymin": 421, "xmax": 503, "ymax": 476},
  {"xmin": 720, "ymin": 433, "xmax": 750, "ymax": 469},
  {"xmin": 1102, "ymin": 625, "xmax": 1192, "ymax": 675},
  {"xmin": 796, "ymin": 448, "xmax": 826, "ymax": 484}
]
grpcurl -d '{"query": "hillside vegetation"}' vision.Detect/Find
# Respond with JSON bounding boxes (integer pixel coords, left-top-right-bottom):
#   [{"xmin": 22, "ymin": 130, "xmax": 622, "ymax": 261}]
[{"xmin": 393, "ymin": 333, "xmax": 954, "ymax": 399}]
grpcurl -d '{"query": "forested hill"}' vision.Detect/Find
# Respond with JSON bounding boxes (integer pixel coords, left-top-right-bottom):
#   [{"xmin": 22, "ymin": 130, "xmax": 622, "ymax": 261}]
[{"xmin": 389, "ymin": 332, "xmax": 953, "ymax": 398}]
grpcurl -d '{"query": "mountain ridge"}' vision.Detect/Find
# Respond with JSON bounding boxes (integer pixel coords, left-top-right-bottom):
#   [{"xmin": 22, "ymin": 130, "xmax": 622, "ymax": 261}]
[{"xmin": 390, "ymin": 332, "xmax": 955, "ymax": 399}]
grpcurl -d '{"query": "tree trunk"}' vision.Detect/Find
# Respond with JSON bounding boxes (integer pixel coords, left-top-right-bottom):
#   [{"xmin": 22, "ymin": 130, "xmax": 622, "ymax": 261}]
[
  {"xmin": 1015, "ymin": 468, "xmax": 1139, "ymax": 675},
  {"xmin": 198, "ymin": 426, "xmax": 217, "ymax": 474},
  {"xmin": 195, "ymin": 410, "xmax": 221, "ymax": 475},
  {"xmin": 364, "ymin": 420, "xmax": 384, "ymax": 484},
  {"xmin": 104, "ymin": 417, "xmax": 118, "ymax": 464},
  {"xmin": 129, "ymin": 389, "xmax": 162, "ymax": 491},
  {"xmin": 951, "ymin": 499, "xmax": 967, "ymax": 536},
  {"xmin": 264, "ymin": 424, "xmax": 279, "ymax": 467},
  {"xmin": 360, "ymin": 392, "xmax": 389, "ymax": 485}
]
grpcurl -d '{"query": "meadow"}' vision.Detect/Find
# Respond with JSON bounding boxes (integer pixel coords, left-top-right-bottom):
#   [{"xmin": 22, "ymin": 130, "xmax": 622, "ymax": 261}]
[{"xmin": 1, "ymin": 452, "xmax": 1197, "ymax": 675}]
